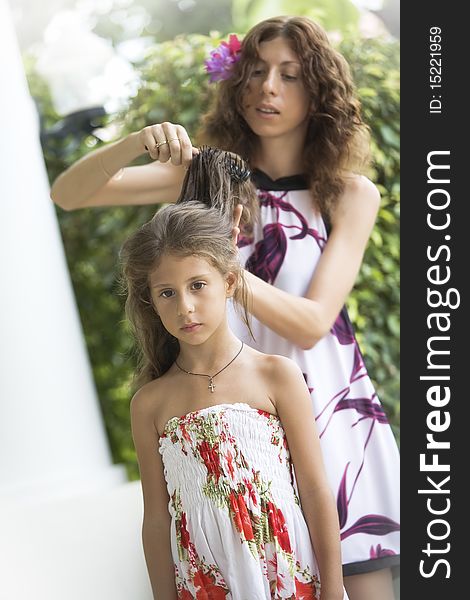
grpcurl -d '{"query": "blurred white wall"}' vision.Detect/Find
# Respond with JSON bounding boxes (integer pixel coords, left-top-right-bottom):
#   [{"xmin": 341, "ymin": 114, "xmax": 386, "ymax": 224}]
[
  {"xmin": 0, "ymin": 0, "xmax": 124, "ymax": 506},
  {"xmin": 0, "ymin": 1, "xmax": 151, "ymax": 597},
  {"xmin": 0, "ymin": 481, "xmax": 152, "ymax": 600}
]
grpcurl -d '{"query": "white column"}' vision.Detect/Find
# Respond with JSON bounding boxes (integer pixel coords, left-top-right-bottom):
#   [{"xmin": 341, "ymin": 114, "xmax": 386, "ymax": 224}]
[{"xmin": 0, "ymin": 0, "xmax": 125, "ymax": 503}]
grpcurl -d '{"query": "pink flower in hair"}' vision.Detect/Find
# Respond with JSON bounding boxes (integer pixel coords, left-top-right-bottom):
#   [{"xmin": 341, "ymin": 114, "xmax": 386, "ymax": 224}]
[{"xmin": 204, "ymin": 34, "xmax": 242, "ymax": 82}]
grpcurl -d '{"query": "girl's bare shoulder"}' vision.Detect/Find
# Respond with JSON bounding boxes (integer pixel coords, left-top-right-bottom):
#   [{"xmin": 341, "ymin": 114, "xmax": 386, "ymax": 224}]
[
  {"xmin": 245, "ymin": 347, "xmax": 304, "ymax": 387},
  {"xmin": 330, "ymin": 173, "xmax": 380, "ymax": 230},
  {"xmin": 130, "ymin": 373, "xmax": 174, "ymax": 431},
  {"xmin": 338, "ymin": 173, "xmax": 380, "ymax": 210}
]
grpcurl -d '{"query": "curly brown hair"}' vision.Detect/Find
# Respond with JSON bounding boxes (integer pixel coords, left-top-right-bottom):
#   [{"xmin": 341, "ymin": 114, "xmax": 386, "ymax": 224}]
[{"xmin": 198, "ymin": 16, "xmax": 371, "ymax": 218}]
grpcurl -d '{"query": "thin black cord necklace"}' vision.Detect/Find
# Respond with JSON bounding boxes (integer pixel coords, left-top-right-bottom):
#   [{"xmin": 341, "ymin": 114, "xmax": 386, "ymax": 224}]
[{"xmin": 174, "ymin": 342, "xmax": 244, "ymax": 393}]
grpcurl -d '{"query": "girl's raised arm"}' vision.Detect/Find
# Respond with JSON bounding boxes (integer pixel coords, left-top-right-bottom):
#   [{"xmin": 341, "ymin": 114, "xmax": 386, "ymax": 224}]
[
  {"xmin": 244, "ymin": 175, "xmax": 380, "ymax": 349},
  {"xmin": 267, "ymin": 355, "xmax": 345, "ymax": 600},
  {"xmin": 130, "ymin": 384, "xmax": 177, "ymax": 600},
  {"xmin": 50, "ymin": 123, "xmax": 196, "ymax": 210}
]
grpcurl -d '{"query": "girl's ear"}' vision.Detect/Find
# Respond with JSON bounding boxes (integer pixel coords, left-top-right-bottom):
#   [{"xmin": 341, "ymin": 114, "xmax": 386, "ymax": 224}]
[{"xmin": 225, "ymin": 272, "xmax": 238, "ymax": 297}]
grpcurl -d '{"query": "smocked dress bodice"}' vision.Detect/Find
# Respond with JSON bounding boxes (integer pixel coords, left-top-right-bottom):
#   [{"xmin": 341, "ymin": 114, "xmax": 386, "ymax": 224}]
[{"xmin": 158, "ymin": 402, "xmax": 340, "ymax": 599}]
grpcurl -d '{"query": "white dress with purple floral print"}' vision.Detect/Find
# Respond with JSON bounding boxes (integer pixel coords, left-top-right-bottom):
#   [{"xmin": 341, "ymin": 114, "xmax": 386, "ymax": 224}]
[
  {"xmin": 159, "ymin": 402, "xmax": 347, "ymax": 599},
  {"xmin": 228, "ymin": 171, "xmax": 400, "ymax": 575}
]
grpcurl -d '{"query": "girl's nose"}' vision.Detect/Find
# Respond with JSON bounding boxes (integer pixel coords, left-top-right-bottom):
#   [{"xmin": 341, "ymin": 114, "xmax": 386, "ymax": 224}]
[
  {"xmin": 177, "ymin": 295, "xmax": 194, "ymax": 316},
  {"xmin": 261, "ymin": 69, "xmax": 278, "ymax": 95}
]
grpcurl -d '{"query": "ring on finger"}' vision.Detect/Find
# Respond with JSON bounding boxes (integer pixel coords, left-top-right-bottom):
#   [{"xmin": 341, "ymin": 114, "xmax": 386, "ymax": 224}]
[
  {"xmin": 167, "ymin": 137, "xmax": 180, "ymax": 143},
  {"xmin": 155, "ymin": 139, "xmax": 169, "ymax": 149}
]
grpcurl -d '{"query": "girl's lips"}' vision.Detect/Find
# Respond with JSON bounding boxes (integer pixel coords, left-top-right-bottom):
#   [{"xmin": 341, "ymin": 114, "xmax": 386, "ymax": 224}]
[
  {"xmin": 255, "ymin": 108, "xmax": 280, "ymax": 119},
  {"xmin": 181, "ymin": 323, "xmax": 202, "ymax": 332}
]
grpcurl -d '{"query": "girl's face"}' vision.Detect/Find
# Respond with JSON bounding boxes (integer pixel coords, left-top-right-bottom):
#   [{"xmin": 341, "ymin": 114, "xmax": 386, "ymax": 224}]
[
  {"xmin": 241, "ymin": 36, "xmax": 311, "ymax": 143},
  {"xmin": 149, "ymin": 254, "xmax": 236, "ymax": 345}
]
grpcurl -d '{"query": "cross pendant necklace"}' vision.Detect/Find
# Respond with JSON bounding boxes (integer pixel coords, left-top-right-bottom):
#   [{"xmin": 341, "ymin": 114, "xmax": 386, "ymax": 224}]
[{"xmin": 174, "ymin": 342, "xmax": 244, "ymax": 393}]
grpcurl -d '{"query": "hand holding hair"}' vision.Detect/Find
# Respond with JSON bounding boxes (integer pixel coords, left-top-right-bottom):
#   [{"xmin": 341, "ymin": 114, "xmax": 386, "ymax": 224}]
[
  {"xmin": 176, "ymin": 146, "xmax": 257, "ymax": 232},
  {"xmin": 138, "ymin": 121, "xmax": 199, "ymax": 167}
]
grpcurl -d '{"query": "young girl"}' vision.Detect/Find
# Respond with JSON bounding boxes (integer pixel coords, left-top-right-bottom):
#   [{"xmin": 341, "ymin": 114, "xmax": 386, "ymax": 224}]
[
  {"xmin": 122, "ymin": 195, "xmax": 346, "ymax": 598},
  {"xmin": 52, "ymin": 16, "xmax": 399, "ymax": 599}
]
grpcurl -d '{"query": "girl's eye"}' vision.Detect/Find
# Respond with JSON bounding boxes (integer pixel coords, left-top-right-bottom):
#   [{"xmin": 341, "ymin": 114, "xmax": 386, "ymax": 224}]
[
  {"xmin": 282, "ymin": 74, "xmax": 298, "ymax": 81},
  {"xmin": 191, "ymin": 281, "xmax": 206, "ymax": 291},
  {"xmin": 160, "ymin": 289, "xmax": 174, "ymax": 298},
  {"xmin": 251, "ymin": 68, "xmax": 265, "ymax": 77}
]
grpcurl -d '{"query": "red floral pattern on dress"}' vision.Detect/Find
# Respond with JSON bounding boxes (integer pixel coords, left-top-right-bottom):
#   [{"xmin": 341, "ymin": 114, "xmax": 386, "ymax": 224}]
[
  {"xmin": 161, "ymin": 404, "xmax": 327, "ymax": 598},
  {"xmin": 180, "ymin": 512, "xmax": 190, "ymax": 550},
  {"xmin": 225, "ymin": 450, "xmax": 235, "ymax": 479},
  {"xmin": 295, "ymin": 577, "xmax": 320, "ymax": 600},
  {"xmin": 193, "ymin": 569, "xmax": 230, "ymax": 599},
  {"xmin": 198, "ymin": 440, "xmax": 222, "ymax": 483},
  {"xmin": 267, "ymin": 501, "xmax": 292, "ymax": 554},
  {"xmin": 180, "ymin": 421, "xmax": 191, "ymax": 443},
  {"xmin": 234, "ymin": 492, "xmax": 255, "ymax": 541}
]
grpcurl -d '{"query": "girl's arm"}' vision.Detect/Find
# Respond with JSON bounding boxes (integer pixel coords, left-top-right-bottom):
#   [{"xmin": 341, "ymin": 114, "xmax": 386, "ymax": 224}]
[
  {"xmin": 244, "ymin": 175, "xmax": 380, "ymax": 349},
  {"xmin": 268, "ymin": 355, "xmax": 344, "ymax": 600},
  {"xmin": 50, "ymin": 123, "xmax": 195, "ymax": 210},
  {"xmin": 131, "ymin": 384, "xmax": 177, "ymax": 600}
]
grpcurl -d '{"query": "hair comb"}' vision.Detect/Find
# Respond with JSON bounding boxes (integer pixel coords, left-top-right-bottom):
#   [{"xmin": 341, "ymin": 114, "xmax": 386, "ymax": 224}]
[
  {"xmin": 197, "ymin": 146, "xmax": 251, "ymax": 184},
  {"xmin": 223, "ymin": 153, "xmax": 251, "ymax": 183}
]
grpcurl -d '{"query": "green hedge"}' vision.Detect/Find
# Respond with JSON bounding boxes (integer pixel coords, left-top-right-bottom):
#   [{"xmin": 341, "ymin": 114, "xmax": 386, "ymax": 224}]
[
  {"xmin": 30, "ymin": 32, "xmax": 399, "ymax": 478},
  {"xmin": 342, "ymin": 37, "xmax": 400, "ymax": 441}
]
